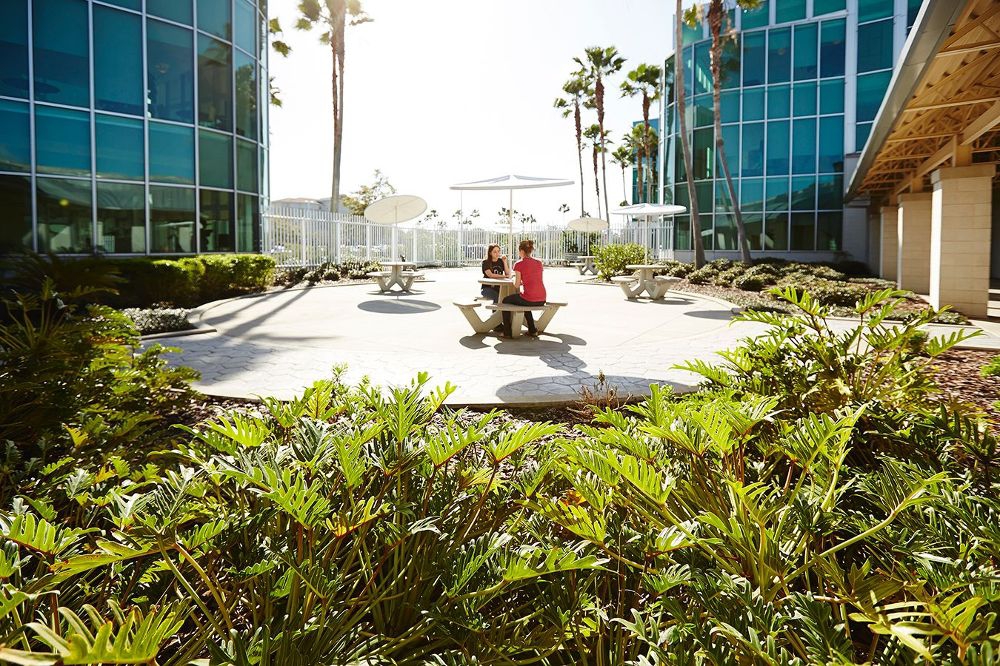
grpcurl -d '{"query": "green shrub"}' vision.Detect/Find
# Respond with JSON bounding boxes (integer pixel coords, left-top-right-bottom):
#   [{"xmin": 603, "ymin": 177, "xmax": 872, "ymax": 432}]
[
  {"xmin": 686, "ymin": 264, "xmax": 720, "ymax": 284},
  {"xmin": 656, "ymin": 259, "xmax": 693, "ymax": 278},
  {"xmin": 982, "ymin": 355, "xmax": 1000, "ymax": 378},
  {"xmin": 121, "ymin": 307, "xmax": 194, "ymax": 335},
  {"xmin": 594, "ymin": 243, "xmax": 646, "ymax": 280},
  {"xmin": 198, "ymin": 254, "xmax": 276, "ymax": 302},
  {"xmin": 111, "ymin": 257, "xmax": 204, "ymax": 307}
]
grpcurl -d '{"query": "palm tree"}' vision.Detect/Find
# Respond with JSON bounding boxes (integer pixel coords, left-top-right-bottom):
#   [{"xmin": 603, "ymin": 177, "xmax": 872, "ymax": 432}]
[
  {"xmin": 620, "ymin": 63, "xmax": 662, "ymax": 205},
  {"xmin": 611, "ymin": 145, "xmax": 632, "ymax": 205},
  {"xmin": 575, "ymin": 47, "xmax": 626, "ymax": 221},
  {"xmin": 553, "ymin": 72, "xmax": 589, "ymax": 217},
  {"xmin": 675, "ymin": 1, "xmax": 705, "ymax": 267},
  {"xmin": 296, "ymin": 1, "xmax": 372, "ymax": 213},
  {"xmin": 583, "ymin": 124, "xmax": 605, "ymax": 217}
]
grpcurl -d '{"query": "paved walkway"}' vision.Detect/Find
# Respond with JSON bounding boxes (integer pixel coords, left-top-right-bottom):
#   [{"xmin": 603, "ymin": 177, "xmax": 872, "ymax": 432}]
[{"xmin": 150, "ymin": 267, "xmax": 1000, "ymax": 405}]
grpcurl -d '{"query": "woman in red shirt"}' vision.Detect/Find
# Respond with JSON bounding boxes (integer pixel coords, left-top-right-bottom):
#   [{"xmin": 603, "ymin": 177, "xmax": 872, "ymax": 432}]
[{"xmin": 501, "ymin": 239, "xmax": 546, "ymax": 338}]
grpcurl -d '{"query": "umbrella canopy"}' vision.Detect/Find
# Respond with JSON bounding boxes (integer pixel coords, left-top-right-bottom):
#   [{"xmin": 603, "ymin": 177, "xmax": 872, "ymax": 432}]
[
  {"xmin": 567, "ymin": 217, "xmax": 609, "ymax": 232},
  {"xmin": 364, "ymin": 194, "xmax": 427, "ymax": 225}
]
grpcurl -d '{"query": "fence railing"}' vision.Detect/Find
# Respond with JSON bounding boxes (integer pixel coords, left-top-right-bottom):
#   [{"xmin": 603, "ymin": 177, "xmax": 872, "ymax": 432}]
[{"xmin": 262, "ymin": 206, "xmax": 676, "ymax": 268}]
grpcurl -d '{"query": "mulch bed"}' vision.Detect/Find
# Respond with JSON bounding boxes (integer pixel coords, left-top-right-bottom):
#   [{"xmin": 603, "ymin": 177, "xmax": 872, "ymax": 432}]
[{"xmin": 932, "ymin": 349, "xmax": 1000, "ymax": 421}]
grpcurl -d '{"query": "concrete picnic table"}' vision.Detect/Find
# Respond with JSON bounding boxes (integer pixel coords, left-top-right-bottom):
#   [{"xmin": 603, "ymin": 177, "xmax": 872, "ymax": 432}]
[
  {"xmin": 571, "ymin": 255, "xmax": 598, "ymax": 275},
  {"xmin": 611, "ymin": 264, "xmax": 681, "ymax": 300},
  {"xmin": 369, "ymin": 261, "xmax": 421, "ymax": 292},
  {"xmin": 478, "ymin": 277, "xmax": 516, "ymax": 302}
]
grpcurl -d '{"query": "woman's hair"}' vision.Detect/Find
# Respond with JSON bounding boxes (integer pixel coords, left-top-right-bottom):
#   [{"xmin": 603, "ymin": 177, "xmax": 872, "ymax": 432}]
[
  {"xmin": 518, "ymin": 239, "xmax": 535, "ymax": 255},
  {"xmin": 484, "ymin": 244, "xmax": 500, "ymax": 262}
]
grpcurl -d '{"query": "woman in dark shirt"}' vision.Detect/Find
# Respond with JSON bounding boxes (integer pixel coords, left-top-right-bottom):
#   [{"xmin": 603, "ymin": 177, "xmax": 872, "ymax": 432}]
[{"xmin": 480, "ymin": 244, "xmax": 510, "ymax": 303}]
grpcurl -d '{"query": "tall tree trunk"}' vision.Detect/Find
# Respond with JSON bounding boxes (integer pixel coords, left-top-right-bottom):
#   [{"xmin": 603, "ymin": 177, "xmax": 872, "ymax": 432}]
[
  {"xmin": 642, "ymin": 95, "xmax": 653, "ymax": 204},
  {"xmin": 709, "ymin": 1, "xmax": 751, "ymax": 262},
  {"xmin": 636, "ymin": 141, "xmax": 645, "ymax": 203},
  {"xmin": 596, "ymin": 78, "xmax": 610, "ymax": 221},
  {"xmin": 676, "ymin": 0, "xmax": 704, "ymax": 267},
  {"xmin": 574, "ymin": 101, "xmax": 585, "ymax": 216},
  {"xmin": 592, "ymin": 146, "xmax": 601, "ymax": 214},
  {"xmin": 329, "ymin": 4, "xmax": 346, "ymax": 213},
  {"xmin": 622, "ymin": 166, "xmax": 628, "ymax": 203}
]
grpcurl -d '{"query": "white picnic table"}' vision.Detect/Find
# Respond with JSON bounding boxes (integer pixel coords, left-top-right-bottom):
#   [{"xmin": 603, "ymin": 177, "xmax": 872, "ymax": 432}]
[
  {"xmin": 611, "ymin": 264, "xmax": 681, "ymax": 301},
  {"xmin": 369, "ymin": 261, "xmax": 420, "ymax": 292},
  {"xmin": 478, "ymin": 277, "xmax": 516, "ymax": 302},
  {"xmin": 571, "ymin": 255, "xmax": 598, "ymax": 275},
  {"xmin": 456, "ymin": 277, "xmax": 566, "ymax": 338}
]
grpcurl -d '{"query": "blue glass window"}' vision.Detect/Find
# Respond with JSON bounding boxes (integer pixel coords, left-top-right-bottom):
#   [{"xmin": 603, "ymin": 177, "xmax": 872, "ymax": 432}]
[
  {"xmin": 818, "ymin": 174, "xmax": 844, "ymax": 208},
  {"xmin": 33, "ymin": 0, "xmax": 90, "ymax": 107},
  {"xmin": 766, "ymin": 120, "xmax": 790, "ymax": 175},
  {"xmin": 692, "ymin": 129, "xmax": 714, "ymax": 180},
  {"xmin": 694, "ymin": 42, "xmax": 712, "ymax": 95},
  {"xmin": 151, "ymin": 186, "xmax": 196, "ymax": 254},
  {"xmin": 102, "ymin": 0, "xmax": 141, "ymax": 10},
  {"xmin": 859, "ymin": 0, "xmax": 892, "ymax": 23},
  {"xmin": 198, "ymin": 0, "xmax": 232, "ymax": 41},
  {"xmin": 742, "ymin": 87, "xmax": 765, "ymax": 121},
  {"xmin": 37, "ymin": 177, "xmax": 92, "ymax": 253},
  {"xmin": 767, "ymin": 85, "xmax": 790, "ymax": 118},
  {"xmin": 775, "ymin": 0, "xmax": 805, "ymax": 24},
  {"xmin": 694, "ymin": 94, "xmax": 714, "ymax": 128},
  {"xmin": 0, "ymin": 175, "xmax": 32, "ymax": 252},
  {"xmin": 235, "ymin": 52, "xmax": 258, "ymax": 140},
  {"xmin": 790, "ymin": 212, "xmax": 814, "ymax": 250},
  {"xmin": 200, "ymin": 130, "xmax": 233, "ymax": 189},
  {"xmin": 200, "ymin": 189, "xmax": 234, "ymax": 252},
  {"xmin": 856, "ymin": 70, "xmax": 891, "ymax": 122},
  {"xmin": 765, "ymin": 212, "xmax": 789, "ymax": 250},
  {"xmin": 721, "ymin": 90, "xmax": 740, "ymax": 123},
  {"xmin": 742, "ymin": 122, "xmax": 765, "ymax": 177},
  {"xmin": 715, "ymin": 214, "xmax": 737, "ymax": 250},
  {"xmin": 237, "ymin": 194, "xmax": 258, "ymax": 252},
  {"xmin": 715, "ymin": 181, "xmax": 732, "ymax": 211},
  {"xmin": 235, "ymin": 0, "xmax": 258, "ymax": 55},
  {"xmin": 793, "ymin": 82, "xmax": 816, "ymax": 116},
  {"xmin": 742, "ymin": 31, "xmax": 766, "ymax": 87},
  {"xmin": 94, "ymin": 7, "xmax": 144, "ymax": 116},
  {"xmin": 907, "ymin": 0, "xmax": 923, "ymax": 28},
  {"xmin": 793, "ymin": 24, "xmax": 817, "ymax": 81},
  {"xmin": 718, "ymin": 125, "xmax": 740, "ymax": 178},
  {"xmin": 700, "ymin": 214, "xmax": 713, "ymax": 251},
  {"xmin": 744, "ymin": 213, "xmax": 764, "ymax": 250},
  {"xmin": 820, "ymin": 19, "xmax": 845, "ymax": 78},
  {"xmin": 148, "ymin": 0, "xmax": 193, "ymax": 25},
  {"xmin": 682, "ymin": 19, "xmax": 702, "ymax": 47},
  {"xmin": 237, "ymin": 139, "xmax": 258, "ymax": 192},
  {"xmin": 740, "ymin": 178, "xmax": 764, "ymax": 212},
  {"xmin": 199, "ymin": 35, "xmax": 233, "ymax": 130},
  {"xmin": 766, "ymin": 177, "xmax": 789, "ymax": 211},
  {"xmin": 674, "ymin": 216, "xmax": 691, "ymax": 251},
  {"xmin": 857, "ymin": 19, "xmax": 893, "ymax": 73},
  {"xmin": 768, "ymin": 28, "xmax": 791, "ymax": 84},
  {"xmin": 819, "ymin": 78, "xmax": 844, "ymax": 114},
  {"xmin": 149, "ymin": 122, "xmax": 195, "ymax": 184},
  {"xmin": 814, "ymin": 0, "xmax": 846, "ymax": 15},
  {"xmin": 792, "ymin": 118, "xmax": 816, "ymax": 174},
  {"xmin": 818, "ymin": 115, "xmax": 844, "ymax": 173},
  {"xmin": 35, "ymin": 107, "xmax": 90, "ymax": 176},
  {"xmin": 147, "ymin": 20, "xmax": 195, "ymax": 123},
  {"xmin": 0, "ymin": 0, "xmax": 29, "ymax": 99},
  {"xmin": 720, "ymin": 38, "xmax": 741, "ymax": 90},
  {"xmin": 791, "ymin": 177, "xmax": 816, "ymax": 211},
  {"xmin": 742, "ymin": 1, "xmax": 769, "ymax": 29},
  {"xmin": 96, "ymin": 115, "xmax": 144, "ymax": 181},
  {"xmin": 96, "ymin": 182, "xmax": 145, "ymax": 253},
  {"xmin": 856, "ymin": 123, "xmax": 873, "ymax": 151},
  {"xmin": 817, "ymin": 211, "xmax": 842, "ymax": 250},
  {"xmin": 0, "ymin": 100, "xmax": 31, "ymax": 173}
]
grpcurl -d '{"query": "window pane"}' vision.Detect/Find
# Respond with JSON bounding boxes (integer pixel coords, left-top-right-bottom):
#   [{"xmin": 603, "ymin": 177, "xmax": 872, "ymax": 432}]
[
  {"xmin": 694, "ymin": 41, "xmax": 712, "ymax": 95},
  {"xmin": 721, "ymin": 90, "xmax": 740, "ymax": 123},
  {"xmin": 0, "ymin": 175, "xmax": 32, "ymax": 253},
  {"xmin": 199, "ymin": 34, "xmax": 233, "ymax": 130},
  {"xmin": 742, "ymin": 0, "xmax": 769, "ymax": 29},
  {"xmin": 96, "ymin": 115, "xmax": 144, "ymax": 180},
  {"xmin": 695, "ymin": 181, "xmax": 713, "ymax": 213},
  {"xmin": 35, "ymin": 107, "xmax": 90, "ymax": 176},
  {"xmin": 715, "ymin": 180, "xmax": 732, "ymax": 211},
  {"xmin": 766, "ymin": 176, "xmax": 789, "ymax": 211},
  {"xmin": 102, "ymin": 0, "xmax": 141, "ymax": 9},
  {"xmin": 791, "ymin": 176, "xmax": 816, "ymax": 210},
  {"xmin": 818, "ymin": 115, "xmax": 844, "ymax": 173},
  {"xmin": 37, "ymin": 177, "xmax": 92, "ymax": 253},
  {"xmin": 718, "ymin": 124, "xmax": 740, "ymax": 178},
  {"xmin": 856, "ymin": 122, "xmax": 873, "ymax": 151},
  {"xmin": 740, "ymin": 178, "xmax": 764, "ymax": 212},
  {"xmin": 742, "ymin": 122, "xmax": 765, "ymax": 177},
  {"xmin": 0, "ymin": 0, "xmax": 29, "ymax": 99},
  {"xmin": 793, "ymin": 81, "xmax": 816, "ymax": 116},
  {"xmin": 235, "ymin": 0, "xmax": 258, "ymax": 54},
  {"xmin": 790, "ymin": 212, "xmax": 814, "ymax": 250},
  {"xmin": 700, "ymin": 214, "xmax": 713, "ymax": 251},
  {"xmin": 814, "ymin": 0, "xmax": 846, "ymax": 14},
  {"xmin": 766, "ymin": 120, "xmax": 790, "ymax": 175},
  {"xmin": 856, "ymin": 70, "xmax": 891, "ymax": 122},
  {"xmin": 0, "ymin": 100, "xmax": 31, "ymax": 172},
  {"xmin": 682, "ymin": 19, "xmax": 701, "ymax": 46},
  {"xmin": 858, "ymin": 19, "xmax": 893, "ymax": 73},
  {"xmin": 237, "ymin": 138, "xmax": 258, "ymax": 192},
  {"xmin": 237, "ymin": 193, "xmax": 258, "ymax": 252},
  {"xmin": 743, "ymin": 31, "xmax": 766, "ymax": 87},
  {"xmin": 199, "ymin": 130, "xmax": 233, "ymax": 189},
  {"xmin": 907, "ymin": 0, "xmax": 923, "ymax": 28},
  {"xmin": 793, "ymin": 23, "xmax": 817, "ymax": 80},
  {"xmin": 694, "ymin": 94, "xmax": 714, "ymax": 128},
  {"xmin": 764, "ymin": 212, "xmax": 788, "ymax": 250},
  {"xmin": 859, "ymin": 0, "xmax": 892, "ymax": 22},
  {"xmin": 33, "ymin": 0, "xmax": 89, "ymax": 107},
  {"xmin": 147, "ymin": 20, "xmax": 195, "ymax": 123},
  {"xmin": 692, "ymin": 128, "xmax": 714, "ymax": 180},
  {"xmin": 715, "ymin": 214, "xmax": 737, "ymax": 250},
  {"xmin": 819, "ymin": 78, "xmax": 844, "ymax": 114},
  {"xmin": 744, "ymin": 213, "xmax": 764, "ymax": 250},
  {"xmin": 820, "ymin": 19, "xmax": 845, "ymax": 78},
  {"xmin": 149, "ymin": 122, "xmax": 195, "ymax": 184},
  {"xmin": 151, "ymin": 186, "xmax": 195, "ymax": 253},
  {"xmin": 775, "ymin": 0, "xmax": 805, "ymax": 24},
  {"xmin": 767, "ymin": 84, "xmax": 790, "ymax": 118},
  {"xmin": 94, "ymin": 7, "xmax": 143, "ymax": 115},
  {"xmin": 817, "ymin": 211, "xmax": 842, "ymax": 251},
  {"xmin": 96, "ymin": 182, "xmax": 145, "ymax": 253},
  {"xmin": 200, "ymin": 189, "xmax": 234, "ymax": 252},
  {"xmin": 148, "ymin": 0, "xmax": 193, "ymax": 25},
  {"xmin": 720, "ymin": 37, "xmax": 740, "ymax": 90},
  {"xmin": 817, "ymin": 174, "xmax": 843, "ymax": 209},
  {"xmin": 674, "ymin": 215, "xmax": 691, "ymax": 251},
  {"xmin": 792, "ymin": 118, "xmax": 816, "ymax": 174},
  {"xmin": 198, "ymin": 0, "xmax": 231, "ymax": 41},
  {"xmin": 742, "ymin": 87, "xmax": 765, "ymax": 121},
  {"xmin": 768, "ymin": 28, "xmax": 791, "ymax": 84}
]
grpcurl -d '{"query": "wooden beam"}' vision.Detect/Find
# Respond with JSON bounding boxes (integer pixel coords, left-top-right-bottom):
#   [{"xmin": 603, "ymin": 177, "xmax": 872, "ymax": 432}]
[
  {"xmin": 903, "ymin": 95, "xmax": 1000, "ymax": 113},
  {"xmin": 886, "ymin": 132, "xmax": 958, "ymax": 143},
  {"xmin": 893, "ymin": 136, "xmax": 958, "ymax": 195},
  {"xmin": 938, "ymin": 40, "xmax": 1000, "ymax": 57},
  {"xmin": 961, "ymin": 100, "xmax": 1000, "ymax": 144}
]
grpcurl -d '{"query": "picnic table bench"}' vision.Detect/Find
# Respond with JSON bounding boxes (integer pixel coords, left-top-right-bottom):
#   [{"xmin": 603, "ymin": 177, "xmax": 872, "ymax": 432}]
[
  {"xmin": 569, "ymin": 255, "xmax": 597, "ymax": 275},
  {"xmin": 613, "ymin": 265, "xmax": 681, "ymax": 300},
  {"xmin": 454, "ymin": 301, "xmax": 567, "ymax": 338},
  {"xmin": 368, "ymin": 261, "xmax": 424, "ymax": 292}
]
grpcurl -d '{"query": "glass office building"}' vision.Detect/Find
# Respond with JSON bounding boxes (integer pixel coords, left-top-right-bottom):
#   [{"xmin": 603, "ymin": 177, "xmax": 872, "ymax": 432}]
[
  {"xmin": 661, "ymin": 0, "xmax": 922, "ymax": 258},
  {"xmin": 0, "ymin": 0, "xmax": 268, "ymax": 255}
]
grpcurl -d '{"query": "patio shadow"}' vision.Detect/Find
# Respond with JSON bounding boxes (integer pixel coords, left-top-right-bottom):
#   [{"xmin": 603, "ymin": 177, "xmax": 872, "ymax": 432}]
[{"xmin": 357, "ymin": 299, "xmax": 441, "ymax": 314}]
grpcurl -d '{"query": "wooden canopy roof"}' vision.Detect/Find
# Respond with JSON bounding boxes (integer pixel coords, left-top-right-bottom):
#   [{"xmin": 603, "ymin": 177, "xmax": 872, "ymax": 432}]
[{"xmin": 846, "ymin": 0, "xmax": 1000, "ymax": 203}]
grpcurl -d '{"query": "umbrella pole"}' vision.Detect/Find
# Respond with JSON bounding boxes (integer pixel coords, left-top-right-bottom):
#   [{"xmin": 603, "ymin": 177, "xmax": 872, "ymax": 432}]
[{"xmin": 509, "ymin": 189, "xmax": 514, "ymax": 259}]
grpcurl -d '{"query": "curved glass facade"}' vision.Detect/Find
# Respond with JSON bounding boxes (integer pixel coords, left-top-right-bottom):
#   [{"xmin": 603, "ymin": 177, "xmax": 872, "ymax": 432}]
[
  {"xmin": 661, "ymin": 0, "xmax": 915, "ymax": 255},
  {"xmin": 0, "ymin": 0, "xmax": 268, "ymax": 255}
]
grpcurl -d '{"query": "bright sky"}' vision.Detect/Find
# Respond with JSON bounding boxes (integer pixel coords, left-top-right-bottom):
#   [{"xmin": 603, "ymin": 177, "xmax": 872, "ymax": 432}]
[{"xmin": 268, "ymin": 0, "xmax": 674, "ymax": 227}]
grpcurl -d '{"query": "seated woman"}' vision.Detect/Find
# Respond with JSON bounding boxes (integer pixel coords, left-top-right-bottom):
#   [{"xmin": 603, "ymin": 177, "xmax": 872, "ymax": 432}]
[
  {"xmin": 501, "ymin": 239, "xmax": 546, "ymax": 339},
  {"xmin": 480, "ymin": 244, "xmax": 510, "ymax": 303}
]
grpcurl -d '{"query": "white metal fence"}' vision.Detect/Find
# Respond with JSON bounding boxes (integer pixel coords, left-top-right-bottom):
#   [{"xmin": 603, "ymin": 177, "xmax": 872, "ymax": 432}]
[{"xmin": 262, "ymin": 206, "xmax": 677, "ymax": 268}]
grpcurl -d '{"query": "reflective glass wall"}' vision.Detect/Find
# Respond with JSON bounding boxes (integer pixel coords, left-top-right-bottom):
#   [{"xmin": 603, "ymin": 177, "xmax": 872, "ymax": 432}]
[
  {"xmin": 0, "ymin": 0, "xmax": 268, "ymax": 255},
  {"xmin": 661, "ymin": 0, "xmax": 914, "ymax": 255}
]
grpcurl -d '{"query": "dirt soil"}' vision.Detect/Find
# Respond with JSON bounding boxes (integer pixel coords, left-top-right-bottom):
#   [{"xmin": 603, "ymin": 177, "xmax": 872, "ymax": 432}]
[{"xmin": 932, "ymin": 349, "xmax": 1000, "ymax": 421}]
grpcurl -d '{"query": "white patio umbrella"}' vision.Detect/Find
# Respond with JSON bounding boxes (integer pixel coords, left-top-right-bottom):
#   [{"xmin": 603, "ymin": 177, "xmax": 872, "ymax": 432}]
[
  {"xmin": 450, "ymin": 175, "xmax": 573, "ymax": 257},
  {"xmin": 364, "ymin": 195, "xmax": 427, "ymax": 261},
  {"xmin": 611, "ymin": 203, "xmax": 687, "ymax": 262},
  {"xmin": 567, "ymin": 217, "xmax": 609, "ymax": 254}
]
